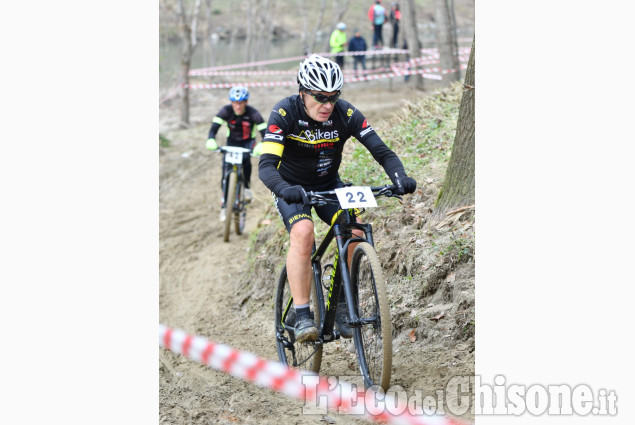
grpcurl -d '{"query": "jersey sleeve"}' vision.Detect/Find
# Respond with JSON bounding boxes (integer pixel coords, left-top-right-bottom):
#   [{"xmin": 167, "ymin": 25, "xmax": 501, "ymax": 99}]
[
  {"xmin": 258, "ymin": 102, "xmax": 292, "ymax": 195},
  {"xmin": 207, "ymin": 106, "xmax": 230, "ymax": 139}
]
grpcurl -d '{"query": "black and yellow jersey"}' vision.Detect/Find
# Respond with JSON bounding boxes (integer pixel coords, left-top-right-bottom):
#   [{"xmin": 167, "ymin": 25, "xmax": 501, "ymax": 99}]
[
  {"xmin": 207, "ymin": 104, "xmax": 267, "ymax": 148},
  {"xmin": 258, "ymin": 94, "xmax": 406, "ymax": 195}
]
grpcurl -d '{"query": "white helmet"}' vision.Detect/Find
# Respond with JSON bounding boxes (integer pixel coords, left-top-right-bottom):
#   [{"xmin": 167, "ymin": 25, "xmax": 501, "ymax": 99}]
[{"xmin": 297, "ymin": 54, "xmax": 343, "ymax": 92}]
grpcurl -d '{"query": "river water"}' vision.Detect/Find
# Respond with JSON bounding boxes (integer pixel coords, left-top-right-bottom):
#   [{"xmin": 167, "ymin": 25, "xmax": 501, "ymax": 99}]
[{"xmin": 160, "ymin": 37, "xmax": 309, "ymax": 89}]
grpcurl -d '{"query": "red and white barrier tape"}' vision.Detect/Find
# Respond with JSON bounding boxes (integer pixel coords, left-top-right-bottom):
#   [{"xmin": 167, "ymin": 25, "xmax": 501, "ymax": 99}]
[
  {"xmin": 189, "ymin": 58, "xmax": 470, "ymax": 78},
  {"xmin": 182, "ymin": 65, "xmax": 467, "ymax": 89},
  {"xmin": 159, "ymin": 324, "xmax": 469, "ymax": 425},
  {"xmin": 183, "ymin": 70, "xmax": 444, "ymax": 89},
  {"xmin": 159, "ymin": 85, "xmax": 180, "ymax": 105},
  {"xmin": 190, "ymin": 65, "xmax": 403, "ymax": 78},
  {"xmin": 190, "ymin": 46, "xmax": 471, "ymax": 73}
]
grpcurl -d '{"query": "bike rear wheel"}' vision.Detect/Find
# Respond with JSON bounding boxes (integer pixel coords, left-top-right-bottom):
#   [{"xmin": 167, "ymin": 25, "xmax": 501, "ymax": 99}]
[
  {"xmin": 274, "ymin": 265, "xmax": 322, "ymax": 373},
  {"xmin": 223, "ymin": 171, "xmax": 237, "ymax": 242},
  {"xmin": 350, "ymin": 242, "xmax": 392, "ymax": 391}
]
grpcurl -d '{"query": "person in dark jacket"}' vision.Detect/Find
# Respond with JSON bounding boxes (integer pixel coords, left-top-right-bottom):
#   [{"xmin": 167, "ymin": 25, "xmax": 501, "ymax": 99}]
[
  {"xmin": 389, "ymin": 2, "xmax": 401, "ymax": 48},
  {"xmin": 347, "ymin": 29, "xmax": 368, "ymax": 75}
]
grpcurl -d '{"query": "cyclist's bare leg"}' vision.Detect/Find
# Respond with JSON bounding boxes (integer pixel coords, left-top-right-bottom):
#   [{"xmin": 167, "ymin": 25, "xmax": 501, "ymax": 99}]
[{"xmin": 287, "ymin": 219, "xmax": 315, "ymax": 306}]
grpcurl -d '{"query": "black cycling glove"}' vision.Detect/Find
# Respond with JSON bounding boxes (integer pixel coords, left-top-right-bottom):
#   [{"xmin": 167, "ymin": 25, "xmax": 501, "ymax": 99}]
[
  {"xmin": 278, "ymin": 185, "xmax": 309, "ymax": 204},
  {"xmin": 391, "ymin": 173, "xmax": 417, "ymax": 195}
]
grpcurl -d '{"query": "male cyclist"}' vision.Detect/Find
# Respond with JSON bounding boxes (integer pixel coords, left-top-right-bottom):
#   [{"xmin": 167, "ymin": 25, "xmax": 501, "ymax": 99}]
[
  {"xmin": 258, "ymin": 55, "xmax": 416, "ymax": 343},
  {"xmin": 206, "ymin": 86, "xmax": 267, "ymax": 221}
]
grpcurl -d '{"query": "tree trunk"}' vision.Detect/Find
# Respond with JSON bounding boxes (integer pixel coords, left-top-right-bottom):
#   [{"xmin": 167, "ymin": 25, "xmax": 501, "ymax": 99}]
[
  {"xmin": 402, "ymin": 0, "xmax": 424, "ymax": 90},
  {"xmin": 176, "ymin": 0, "xmax": 201, "ymax": 128},
  {"xmin": 435, "ymin": 0, "xmax": 460, "ymax": 83},
  {"xmin": 245, "ymin": 0, "xmax": 255, "ymax": 63},
  {"xmin": 177, "ymin": 0, "xmax": 192, "ymax": 127},
  {"xmin": 433, "ymin": 37, "xmax": 475, "ymax": 218},
  {"xmin": 203, "ymin": 0, "xmax": 213, "ymax": 67}
]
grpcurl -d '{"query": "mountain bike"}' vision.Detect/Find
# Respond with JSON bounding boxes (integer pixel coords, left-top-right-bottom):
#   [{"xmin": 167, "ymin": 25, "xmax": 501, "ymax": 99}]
[
  {"xmin": 274, "ymin": 184, "xmax": 403, "ymax": 391},
  {"xmin": 215, "ymin": 146, "xmax": 252, "ymax": 242}
]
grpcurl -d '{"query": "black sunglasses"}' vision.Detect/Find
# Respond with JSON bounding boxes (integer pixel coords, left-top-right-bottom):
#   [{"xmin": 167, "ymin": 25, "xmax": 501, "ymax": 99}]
[{"xmin": 305, "ymin": 90, "xmax": 341, "ymax": 104}]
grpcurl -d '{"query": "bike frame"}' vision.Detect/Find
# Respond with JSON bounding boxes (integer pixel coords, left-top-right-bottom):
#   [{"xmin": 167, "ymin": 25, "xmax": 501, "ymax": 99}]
[
  {"xmin": 310, "ymin": 209, "xmax": 376, "ymax": 343},
  {"xmin": 222, "ymin": 161, "xmax": 245, "ymax": 211},
  {"xmin": 218, "ymin": 146, "xmax": 251, "ymax": 212}
]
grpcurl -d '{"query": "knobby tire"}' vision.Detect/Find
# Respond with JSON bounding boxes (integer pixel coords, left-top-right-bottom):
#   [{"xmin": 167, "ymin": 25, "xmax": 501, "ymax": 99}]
[
  {"xmin": 234, "ymin": 183, "xmax": 244, "ymax": 236},
  {"xmin": 274, "ymin": 265, "xmax": 322, "ymax": 373},
  {"xmin": 350, "ymin": 242, "xmax": 392, "ymax": 391},
  {"xmin": 223, "ymin": 171, "xmax": 237, "ymax": 242}
]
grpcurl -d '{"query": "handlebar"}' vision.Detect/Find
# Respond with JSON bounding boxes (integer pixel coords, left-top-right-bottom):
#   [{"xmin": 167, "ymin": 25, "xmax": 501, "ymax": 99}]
[
  {"xmin": 305, "ymin": 184, "xmax": 402, "ymax": 207},
  {"xmin": 213, "ymin": 146, "xmax": 258, "ymax": 157}
]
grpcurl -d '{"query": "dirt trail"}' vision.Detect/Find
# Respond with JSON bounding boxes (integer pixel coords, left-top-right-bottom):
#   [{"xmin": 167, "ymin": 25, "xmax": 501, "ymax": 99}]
[
  {"xmin": 159, "ymin": 139, "xmax": 372, "ymax": 424},
  {"xmin": 159, "ymin": 81, "xmax": 474, "ymax": 424}
]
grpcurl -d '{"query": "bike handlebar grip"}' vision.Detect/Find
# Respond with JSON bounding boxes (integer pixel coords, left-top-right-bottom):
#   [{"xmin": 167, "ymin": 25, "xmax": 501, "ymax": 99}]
[{"xmin": 206, "ymin": 138, "xmax": 218, "ymax": 150}]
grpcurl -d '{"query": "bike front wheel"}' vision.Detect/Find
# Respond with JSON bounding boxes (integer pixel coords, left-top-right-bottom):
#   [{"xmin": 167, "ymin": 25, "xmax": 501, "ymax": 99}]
[
  {"xmin": 223, "ymin": 171, "xmax": 237, "ymax": 242},
  {"xmin": 234, "ymin": 183, "xmax": 245, "ymax": 236},
  {"xmin": 350, "ymin": 242, "xmax": 392, "ymax": 391},
  {"xmin": 274, "ymin": 265, "xmax": 322, "ymax": 373}
]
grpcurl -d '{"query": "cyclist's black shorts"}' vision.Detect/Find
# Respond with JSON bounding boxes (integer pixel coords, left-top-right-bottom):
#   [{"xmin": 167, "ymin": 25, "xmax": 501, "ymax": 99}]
[{"xmin": 274, "ymin": 179, "xmax": 360, "ymax": 232}]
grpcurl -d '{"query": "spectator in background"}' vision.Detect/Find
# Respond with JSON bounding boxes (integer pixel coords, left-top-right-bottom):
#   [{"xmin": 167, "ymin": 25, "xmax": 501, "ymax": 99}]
[
  {"xmin": 368, "ymin": 0, "xmax": 386, "ymax": 48},
  {"xmin": 348, "ymin": 28, "xmax": 368, "ymax": 76},
  {"xmin": 389, "ymin": 2, "xmax": 401, "ymax": 48},
  {"xmin": 330, "ymin": 22, "xmax": 347, "ymax": 69}
]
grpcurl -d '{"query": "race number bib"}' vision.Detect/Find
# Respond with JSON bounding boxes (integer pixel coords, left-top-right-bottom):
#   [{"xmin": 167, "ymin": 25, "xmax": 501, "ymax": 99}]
[
  {"xmin": 224, "ymin": 150, "xmax": 243, "ymax": 164},
  {"xmin": 334, "ymin": 186, "xmax": 377, "ymax": 209}
]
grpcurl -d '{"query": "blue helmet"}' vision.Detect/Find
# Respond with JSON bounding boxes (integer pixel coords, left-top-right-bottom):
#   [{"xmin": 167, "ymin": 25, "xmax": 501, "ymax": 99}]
[{"xmin": 229, "ymin": 86, "xmax": 249, "ymax": 101}]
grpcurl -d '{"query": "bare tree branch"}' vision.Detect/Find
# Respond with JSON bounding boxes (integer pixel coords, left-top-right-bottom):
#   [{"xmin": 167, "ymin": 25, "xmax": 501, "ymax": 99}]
[
  {"xmin": 323, "ymin": 0, "xmax": 352, "ymax": 52},
  {"xmin": 308, "ymin": 0, "xmax": 327, "ymax": 54}
]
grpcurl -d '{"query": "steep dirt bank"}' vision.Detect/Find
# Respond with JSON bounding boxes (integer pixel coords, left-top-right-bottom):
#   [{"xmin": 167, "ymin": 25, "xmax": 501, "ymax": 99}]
[{"xmin": 159, "ymin": 81, "xmax": 474, "ymax": 424}]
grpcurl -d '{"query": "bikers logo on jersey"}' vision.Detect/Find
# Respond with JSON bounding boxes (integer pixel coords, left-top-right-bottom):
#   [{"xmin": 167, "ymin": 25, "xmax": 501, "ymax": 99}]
[
  {"xmin": 304, "ymin": 129, "xmax": 338, "ymax": 142},
  {"xmin": 288, "ymin": 128, "xmax": 340, "ymax": 147}
]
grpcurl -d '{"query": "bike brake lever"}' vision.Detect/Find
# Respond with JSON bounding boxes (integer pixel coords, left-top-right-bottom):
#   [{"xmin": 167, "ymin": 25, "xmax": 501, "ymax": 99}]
[
  {"xmin": 377, "ymin": 187, "xmax": 402, "ymax": 200},
  {"xmin": 385, "ymin": 191, "xmax": 403, "ymax": 200}
]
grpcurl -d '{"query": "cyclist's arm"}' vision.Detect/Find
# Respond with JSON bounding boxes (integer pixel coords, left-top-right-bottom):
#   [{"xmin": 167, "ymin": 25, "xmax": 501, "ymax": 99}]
[
  {"xmin": 208, "ymin": 106, "xmax": 230, "ymax": 139},
  {"xmin": 259, "ymin": 151, "xmax": 289, "ymax": 195}
]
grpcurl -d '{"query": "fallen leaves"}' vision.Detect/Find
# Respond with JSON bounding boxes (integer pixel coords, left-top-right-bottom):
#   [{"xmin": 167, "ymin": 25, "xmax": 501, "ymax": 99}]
[
  {"xmin": 409, "ymin": 329, "xmax": 417, "ymax": 342},
  {"xmin": 430, "ymin": 312, "xmax": 446, "ymax": 322}
]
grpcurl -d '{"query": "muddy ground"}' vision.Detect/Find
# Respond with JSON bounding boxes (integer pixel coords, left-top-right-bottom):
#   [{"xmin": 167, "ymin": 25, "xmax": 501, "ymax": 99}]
[{"xmin": 159, "ymin": 77, "xmax": 475, "ymax": 424}]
